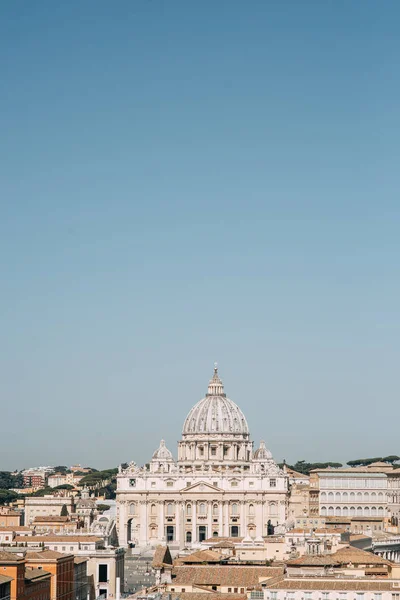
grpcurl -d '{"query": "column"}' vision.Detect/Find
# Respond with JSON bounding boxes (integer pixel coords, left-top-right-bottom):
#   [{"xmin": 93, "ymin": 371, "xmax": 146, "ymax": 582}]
[
  {"xmin": 192, "ymin": 502, "xmax": 197, "ymax": 542},
  {"xmin": 255, "ymin": 502, "xmax": 262, "ymax": 537},
  {"xmin": 119, "ymin": 501, "xmax": 127, "ymax": 547},
  {"xmin": 207, "ymin": 501, "xmax": 213, "ymax": 539},
  {"xmin": 240, "ymin": 501, "xmax": 246, "ymax": 537},
  {"xmin": 139, "ymin": 501, "xmax": 147, "ymax": 545},
  {"xmin": 159, "ymin": 502, "xmax": 165, "ymax": 541},
  {"xmin": 219, "ymin": 502, "xmax": 224, "ymax": 537},
  {"xmin": 175, "ymin": 502, "xmax": 180, "ymax": 545},
  {"xmin": 224, "ymin": 502, "xmax": 230, "ymax": 536}
]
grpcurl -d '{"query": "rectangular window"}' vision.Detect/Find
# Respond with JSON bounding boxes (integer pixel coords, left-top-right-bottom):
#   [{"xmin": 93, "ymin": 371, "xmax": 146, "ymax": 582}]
[
  {"xmin": 270, "ymin": 593, "xmax": 277, "ymax": 600},
  {"xmin": 186, "ymin": 482, "xmax": 191, "ymax": 487},
  {"xmin": 98, "ymin": 564, "xmax": 108, "ymax": 583},
  {"xmin": 99, "ymin": 590, "xmax": 107, "ymax": 599},
  {"xmin": 166, "ymin": 481, "xmax": 173, "ymax": 487},
  {"xmin": 270, "ymin": 479, "xmax": 276, "ymax": 487},
  {"xmin": 211, "ymin": 447, "xmax": 217, "ymax": 456},
  {"xmin": 151, "ymin": 482, "xmax": 156, "ymax": 487},
  {"xmin": 391, "ymin": 595, "xmax": 400, "ymax": 600},
  {"xmin": 374, "ymin": 595, "xmax": 382, "ymax": 600},
  {"xmin": 228, "ymin": 589, "xmax": 232, "ymax": 593}
]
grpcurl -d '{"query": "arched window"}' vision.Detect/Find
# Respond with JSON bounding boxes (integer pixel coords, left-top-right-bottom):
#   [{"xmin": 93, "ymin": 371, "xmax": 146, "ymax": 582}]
[
  {"xmin": 328, "ymin": 492, "xmax": 334, "ymax": 501},
  {"xmin": 378, "ymin": 506, "xmax": 384, "ymax": 516},
  {"xmin": 357, "ymin": 506, "xmax": 363, "ymax": 516},
  {"xmin": 167, "ymin": 503, "xmax": 174, "ymax": 516},
  {"xmin": 186, "ymin": 531, "xmax": 192, "ymax": 543},
  {"xmin": 364, "ymin": 492, "xmax": 369, "ymax": 502},
  {"xmin": 270, "ymin": 503, "xmax": 277, "ymax": 517},
  {"xmin": 129, "ymin": 503, "xmax": 136, "ymax": 515},
  {"xmin": 231, "ymin": 503, "xmax": 238, "ymax": 515},
  {"xmin": 328, "ymin": 506, "xmax": 334, "ymax": 516},
  {"xmin": 364, "ymin": 506, "xmax": 370, "ymax": 516},
  {"xmin": 357, "ymin": 492, "xmax": 362, "ymax": 499},
  {"xmin": 378, "ymin": 492, "xmax": 384, "ymax": 500},
  {"xmin": 350, "ymin": 506, "xmax": 355, "ymax": 516},
  {"xmin": 335, "ymin": 492, "xmax": 341, "ymax": 502},
  {"xmin": 335, "ymin": 506, "xmax": 341, "ymax": 516},
  {"xmin": 350, "ymin": 492, "xmax": 355, "ymax": 499},
  {"xmin": 320, "ymin": 506, "xmax": 327, "ymax": 516},
  {"xmin": 150, "ymin": 504, "xmax": 156, "ymax": 515},
  {"xmin": 199, "ymin": 503, "xmax": 206, "ymax": 515},
  {"xmin": 320, "ymin": 492, "xmax": 327, "ymax": 501},
  {"xmin": 213, "ymin": 531, "xmax": 218, "ymax": 537},
  {"xmin": 371, "ymin": 506, "xmax": 377, "ymax": 516},
  {"xmin": 342, "ymin": 506, "xmax": 348, "ymax": 516},
  {"xmin": 371, "ymin": 492, "xmax": 377, "ymax": 500},
  {"xmin": 186, "ymin": 504, "xmax": 192, "ymax": 516},
  {"xmin": 213, "ymin": 504, "xmax": 218, "ymax": 516},
  {"xmin": 249, "ymin": 504, "xmax": 255, "ymax": 516},
  {"xmin": 342, "ymin": 492, "xmax": 348, "ymax": 501}
]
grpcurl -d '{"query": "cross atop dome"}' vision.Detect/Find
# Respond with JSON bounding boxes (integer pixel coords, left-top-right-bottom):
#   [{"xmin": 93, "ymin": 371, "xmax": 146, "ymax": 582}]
[{"xmin": 207, "ymin": 362, "xmax": 225, "ymax": 396}]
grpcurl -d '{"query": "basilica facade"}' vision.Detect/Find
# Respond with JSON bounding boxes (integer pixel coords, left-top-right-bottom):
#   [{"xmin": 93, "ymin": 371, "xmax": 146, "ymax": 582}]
[{"xmin": 116, "ymin": 366, "xmax": 288, "ymax": 548}]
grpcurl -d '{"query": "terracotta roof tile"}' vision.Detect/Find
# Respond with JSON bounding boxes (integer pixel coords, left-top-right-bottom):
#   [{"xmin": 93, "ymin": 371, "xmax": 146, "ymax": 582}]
[
  {"xmin": 266, "ymin": 578, "xmax": 399, "ymax": 591},
  {"xmin": 0, "ymin": 574, "xmax": 13, "ymax": 584},
  {"xmin": 179, "ymin": 550, "xmax": 223, "ymax": 563},
  {"xmin": 34, "ymin": 516, "xmax": 69, "ymax": 522},
  {"xmin": 26, "ymin": 550, "xmax": 73, "ymax": 560},
  {"xmin": 15, "ymin": 535, "xmax": 102, "ymax": 543},
  {"xmin": 152, "ymin": 545, "xmax": 173, "ymax": 568},
  {"xmin": 25, "ymin": 568, "xmax": 52, "ymax": 581},
  {"xmin": 172, "ymin": 565, "xmax": 284, "ymax": 587},
  {"xmin": 0, "ymin": 550, "xmax": 24, "ymax": 563}
]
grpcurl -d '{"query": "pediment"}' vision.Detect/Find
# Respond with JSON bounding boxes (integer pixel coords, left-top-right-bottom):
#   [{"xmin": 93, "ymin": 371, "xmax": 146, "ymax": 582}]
[{"xmin": 182, "ymin": 480, "xmax": 223, "ymax": 493}]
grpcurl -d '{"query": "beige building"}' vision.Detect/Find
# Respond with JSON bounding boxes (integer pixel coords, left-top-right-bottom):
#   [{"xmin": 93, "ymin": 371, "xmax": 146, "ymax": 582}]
[
  {"xmin": 24, "ymin": 495, "xmax": 75, "ymax": 526},
  {"xmin": 47, "ymin": 473, "xmax": 84, "ymax": 488},
  {"xmin": 0, "ymin": 508, "xmax": 21, "ymax": 528},
  {"xmin": 117, "ymin": 366, "xmax": 289, "ymax": 548},
  {"xmin": 312, "ymin": 463, "xmax": 395, "ymax": 521}
]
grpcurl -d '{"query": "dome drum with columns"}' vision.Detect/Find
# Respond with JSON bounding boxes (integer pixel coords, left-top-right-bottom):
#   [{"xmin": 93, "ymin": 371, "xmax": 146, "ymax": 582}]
[{"xmin": 116, "ymin": 365, "xmax": 288, "ymax": 549}]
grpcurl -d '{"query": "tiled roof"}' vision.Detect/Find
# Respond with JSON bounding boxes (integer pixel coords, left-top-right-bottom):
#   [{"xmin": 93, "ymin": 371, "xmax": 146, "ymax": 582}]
[
  {"xmin": 333, "ymin": 546, "xmax": 390, "ymax": 565},
  {"xmin": 25, "ymin": 568, "xmax": 52, "ymax": 581},
  {"xmin": 0, "ymin": 550, "xmax": 24, "ymax": 562},
  {"xmin": 34, "ymin": 516, "xmax": 69, "ymax": 522},
  {"xmin": 172, "ymin": 566, "xmax": 284, "ymax": 587},
  {"xmin": 74, "ymin": 557, "xmax": 89, "ymax": 564},
  {"xmin": 179, "ymin": 550, "xmax": 222, "ymax": 563},
  {"xmin": 152, "ymin": 545, "xmax": 173, "ymax": 568},
  {"xmin": 0, "ymin": 526, "xmax": 32, "ymax": 531},
  {"xmin": 287, "ymin": 546, "xmax": 390, "ymax": 568},
  {"xmin": 0, "ymin": 574, "xmax": 13, "ymax": 584},
  {"xmin": 287, "ymin": 555, "xmax": 338, "ymax": 567},
  {"xmin": 211, "ymin": 541, "xmax": 235, "ymax": 549},
  {"xmin": 15, "ymin": 535, "xmax": 102, "ymax": 542},
  {"xmin": 205, "ymin": 537, "xmax": 244, "ymax": 544},
  {"xmin": 180, "ymin": 594, "xmax": 247, "ymax": 600},
  {"xmin": 265, "ymin": 578, "xmax": 399, "ymax": 591},
  {"xmin": 26, "ymin": 550, "xmax": 73, "ymax": 560}
]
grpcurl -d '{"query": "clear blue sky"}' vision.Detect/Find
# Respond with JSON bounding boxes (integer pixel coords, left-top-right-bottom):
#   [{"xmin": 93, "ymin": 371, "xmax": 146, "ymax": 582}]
[{"xmin": 1, "ymin": 1, "xmax": 399, "ymax": 471}]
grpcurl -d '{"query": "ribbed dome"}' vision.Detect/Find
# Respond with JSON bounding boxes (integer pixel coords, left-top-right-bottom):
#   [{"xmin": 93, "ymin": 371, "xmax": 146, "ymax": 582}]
[
  {"xmin": 254, "ymin": 440, "xmax": 272, "ymax": 460},
  {"xmin": 182, "ymin": 366, "xmax": 249, "ymax": 436}
]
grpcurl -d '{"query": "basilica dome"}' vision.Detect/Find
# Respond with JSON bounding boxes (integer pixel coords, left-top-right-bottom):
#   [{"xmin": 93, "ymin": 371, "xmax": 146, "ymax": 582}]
[{"xmin": 182, "ymin": 365, "xmax": 249, "ymax": 437}]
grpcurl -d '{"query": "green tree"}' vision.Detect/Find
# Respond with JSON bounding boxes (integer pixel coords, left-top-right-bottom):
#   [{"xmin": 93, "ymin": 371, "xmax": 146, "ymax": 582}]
[
  {"xmin": 0, "ymin": 489, "xmax": 19, "ymax": 505},
  {"xmin": 54, "ymin": 466, "xmax": 68, "ymax": 473},
  {"xmin": 60, "ymin": 504, "xmax": 69, "ymax": 517}
]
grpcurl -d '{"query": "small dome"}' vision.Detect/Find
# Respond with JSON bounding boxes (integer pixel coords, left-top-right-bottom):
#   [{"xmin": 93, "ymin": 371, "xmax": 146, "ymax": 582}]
[
  {"xmin": 182, "ymin": 365, "xmax": 249, "ymax": 436},
  {"xmin": 152, "ymin": 439, "xmax": 173, "ymax": 461},
  {"xmin": 253, "ymin": 440, "xmax": 273, "ymax": 460}
]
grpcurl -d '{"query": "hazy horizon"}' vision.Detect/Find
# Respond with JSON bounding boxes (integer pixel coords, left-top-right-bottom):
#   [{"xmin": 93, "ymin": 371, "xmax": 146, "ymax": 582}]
[{"xmin": 1, "ymin": 1, "xmax": 400, "ymax": 471}]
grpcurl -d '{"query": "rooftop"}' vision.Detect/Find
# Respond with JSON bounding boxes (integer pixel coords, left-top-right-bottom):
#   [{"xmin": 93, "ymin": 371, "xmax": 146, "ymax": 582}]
[{"xmin": 172, "ymin": 565, "xmax": 284, "ymax": 587}]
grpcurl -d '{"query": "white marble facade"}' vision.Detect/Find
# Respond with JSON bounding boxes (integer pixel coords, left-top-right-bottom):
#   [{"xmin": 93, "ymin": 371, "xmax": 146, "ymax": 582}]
[{"xmin": 116, "ymin": 366, "xmax": 288, "ymax": 548}]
